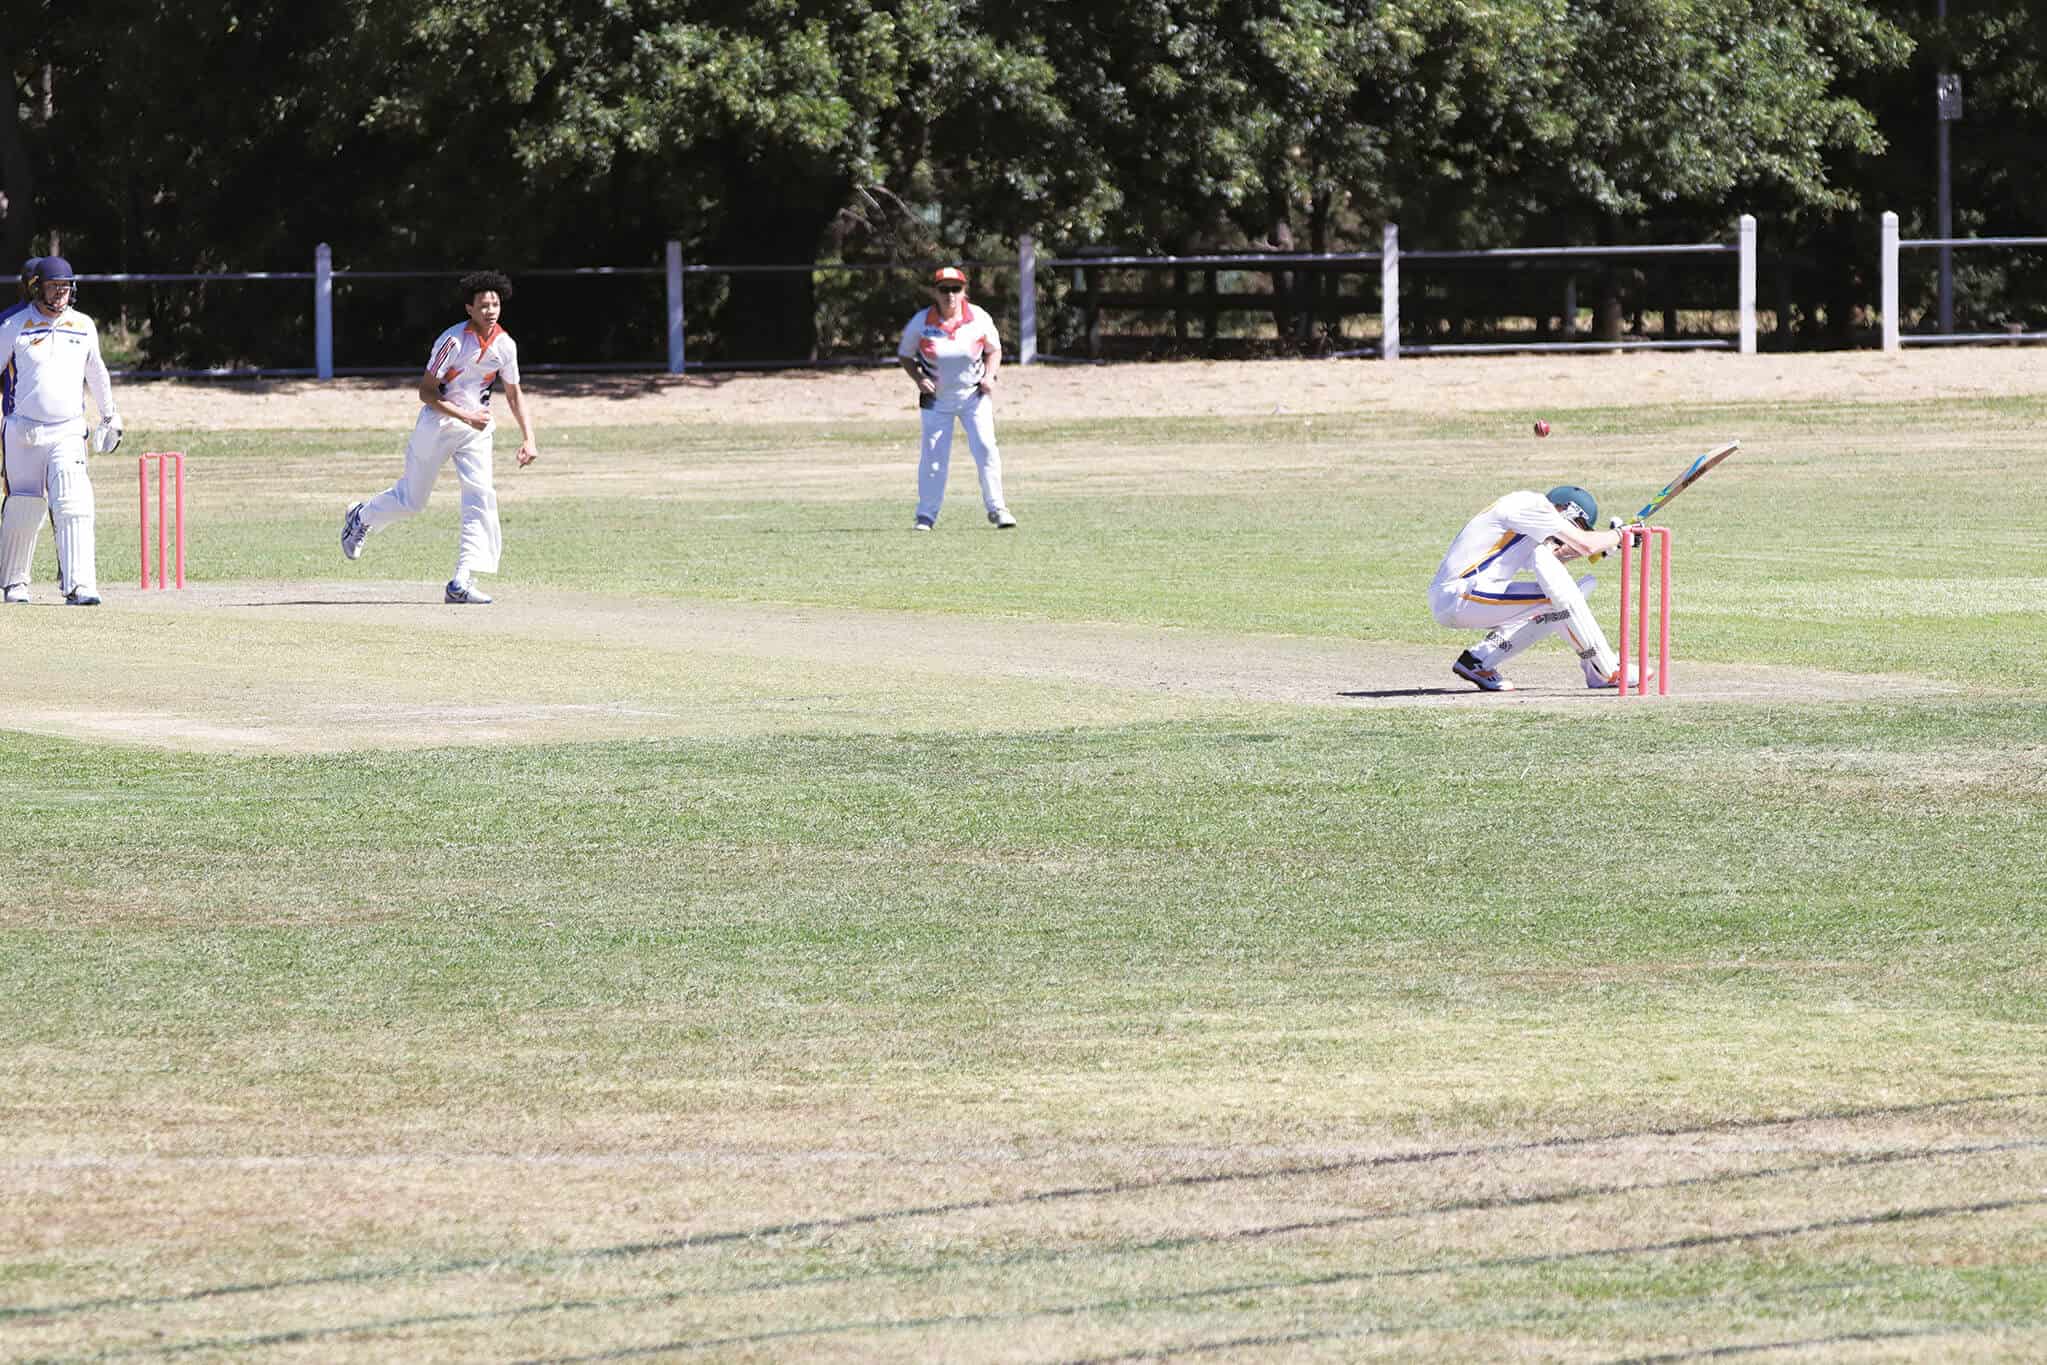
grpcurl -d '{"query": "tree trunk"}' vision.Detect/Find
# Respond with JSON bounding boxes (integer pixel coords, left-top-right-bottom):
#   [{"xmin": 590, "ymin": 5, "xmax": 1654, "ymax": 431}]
[
  {"xmin": 1266, "ymin": 205, "xmax": 1294, "ymax": 347},
  {"xmin": 1595, "ymin": 265, "xmax": 1625, "ymax": 343}
]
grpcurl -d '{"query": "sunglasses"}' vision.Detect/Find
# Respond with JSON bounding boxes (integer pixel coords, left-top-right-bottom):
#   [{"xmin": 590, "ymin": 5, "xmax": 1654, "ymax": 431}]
[{"xmin": 934, "ymin": 282, "xmax": 964, "ymax": 293}]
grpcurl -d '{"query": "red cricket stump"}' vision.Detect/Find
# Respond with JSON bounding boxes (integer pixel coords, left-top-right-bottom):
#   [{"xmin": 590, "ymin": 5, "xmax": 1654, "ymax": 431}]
[
  {"xmin": 1616, "ymin": 525, "xmax": 1671, "ymax": 697},
  {"xmin": 139, "ymin": 452, "xmax": 187, "ymax": 590}
]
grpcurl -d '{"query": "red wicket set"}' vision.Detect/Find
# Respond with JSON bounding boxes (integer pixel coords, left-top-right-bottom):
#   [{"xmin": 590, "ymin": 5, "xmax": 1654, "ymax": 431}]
[
  {"xmin": 1616, "ymin": 524, "xmax": 1671, "ymax": 698},
  {"xmin": 139, "ymin": 451, "xmax": 186, "ymax": 590}
]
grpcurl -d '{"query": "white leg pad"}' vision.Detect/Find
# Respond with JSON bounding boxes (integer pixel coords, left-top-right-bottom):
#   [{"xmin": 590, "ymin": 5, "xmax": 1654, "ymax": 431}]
[
  {"xmin": 1476, "ymin": 603, "xmax": 1574, "ymax": 670},
  {"xmin": 0, "ymin": 495, "xmax": 47, "ymax": 588},
  {"xmin": 49, "ymin": 456, "xmax": 97, "ymax": 595},
  {"xmin": 1531, "ymin": 546, "xmax": 1617, "ymax": 680}
]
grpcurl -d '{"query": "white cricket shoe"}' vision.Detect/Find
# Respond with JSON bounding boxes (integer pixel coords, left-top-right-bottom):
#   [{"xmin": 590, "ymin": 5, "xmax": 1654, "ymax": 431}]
[
  {"xmin": 1590, "ymin": 666, "xmax": 1656, "ymax": 691},
  {"xmin": 65, "ymin": 588, "xmax": 102, "ymax": 606},
  {"xmin": 3, "ymin": 583, "xmax": 28, "ymax": 604},
  {"xmin": 341, "ymin": 502, "xmax": 369, "ymax": 560},
  {"xmin": 913, "ymin": 515, "xmax": 935, "ymax": 531},
  {"xmin": 444, "ymin": 579, "xmax": 493, "ymax": 605},
  {"xmin": 989, "ymin": 507, "xmax": 1017, "ymax": 529}
]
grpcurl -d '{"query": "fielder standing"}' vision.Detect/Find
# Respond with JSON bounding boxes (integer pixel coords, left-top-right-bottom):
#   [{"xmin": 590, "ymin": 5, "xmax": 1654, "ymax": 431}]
[
  {"xmin": 897, "ymin": 265, "xmax": 1015, "ymax": 530},
  {"xmin": 0, "ymin": 258, "xmax": 121, "ymax": 606},
  {"xmin": 340, "ymin": 270, "xmax": 538, "ymax": 603},
  {"xmin": 1429, "ymin": 484, "xmax": 1634, "ymax": 691}
]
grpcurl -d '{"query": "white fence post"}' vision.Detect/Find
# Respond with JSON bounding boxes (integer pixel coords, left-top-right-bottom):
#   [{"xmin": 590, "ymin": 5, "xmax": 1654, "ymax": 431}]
[
  {"xmin": 314, "ymin": 243, "xmax": 334, "ymax": 380},
  {"xmin": 1737, "ymin": 214, "xmax": 1757, "ymax": 354},
  {"xmin": 666, "ymin": 241, "xmax": 685, "ymax": 374},
  {"xmin": 1381, "ymin": 222, "xmax": 1400, "ymax": 361},
  {"xmin": 1880, "ymin": 212, "xmax": 1901, "ymax": 353},
  {"xmin": 1018, "ymin": 235, "xmax": 1037, "ymax": 365}
]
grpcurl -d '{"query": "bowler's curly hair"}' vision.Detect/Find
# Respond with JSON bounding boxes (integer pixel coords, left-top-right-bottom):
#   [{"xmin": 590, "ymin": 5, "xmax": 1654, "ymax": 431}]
[{"xmin": 459, "ymin": 270, "xmax": 513, "ymax": 306}]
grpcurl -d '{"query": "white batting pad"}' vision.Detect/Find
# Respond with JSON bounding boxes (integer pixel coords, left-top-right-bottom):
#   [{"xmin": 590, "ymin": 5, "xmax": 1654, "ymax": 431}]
[
  {"xmin": 1531, "ymin": 546, "xmax": 1617, "ymax": 681},
  {"xmin": 48, "ymin": 460, "xmax": 98, "ymax": 595},
  {"xmin": 48, "ymin": 456, "xmax": 96, "ymax": 517},
  {"xmin": 0, "ymin": 495, "xmax": 47, "ymax": 588}
]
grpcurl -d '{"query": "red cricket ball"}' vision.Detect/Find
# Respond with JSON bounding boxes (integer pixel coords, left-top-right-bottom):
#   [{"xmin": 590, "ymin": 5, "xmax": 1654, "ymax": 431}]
[{"xmin": 1533, "ymin": 420, "xmax": 1551, "ymax": 437}]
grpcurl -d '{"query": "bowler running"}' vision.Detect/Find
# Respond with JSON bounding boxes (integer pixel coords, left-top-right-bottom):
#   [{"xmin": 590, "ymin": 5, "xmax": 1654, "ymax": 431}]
[{"xmin": 340, "ymin": 270, "xmax": 538, "ymax": 603}]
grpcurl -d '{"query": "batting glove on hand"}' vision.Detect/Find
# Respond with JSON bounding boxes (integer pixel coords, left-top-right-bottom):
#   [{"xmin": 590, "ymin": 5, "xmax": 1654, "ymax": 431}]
[{"xmin": 91, "ymin": 415, "xmax": 124, "ymax": 454}]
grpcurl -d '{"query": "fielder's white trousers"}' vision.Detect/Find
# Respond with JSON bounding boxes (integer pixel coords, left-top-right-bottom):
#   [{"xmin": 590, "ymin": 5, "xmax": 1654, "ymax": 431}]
[
  {"xmin": 0, "ymin": 415, "xmax": 97, "ymax": 596},
  {"xmin": 357, "ymin": 410, "xmax": 502, "ymax": 580},
  {"xmin": 1430, "ymin": 550, "xmax": 1618, "ymax": 684},
  {"xmin": 916, "ymin": 393, "xmax": 1006, "ymax": 523}
]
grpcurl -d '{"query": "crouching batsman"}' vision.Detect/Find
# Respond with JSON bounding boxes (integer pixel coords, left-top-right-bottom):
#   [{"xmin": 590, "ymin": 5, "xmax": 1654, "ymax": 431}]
[{"xmin": 1429, "ymin": 484, "xmax": 1637, "ymax": 692}]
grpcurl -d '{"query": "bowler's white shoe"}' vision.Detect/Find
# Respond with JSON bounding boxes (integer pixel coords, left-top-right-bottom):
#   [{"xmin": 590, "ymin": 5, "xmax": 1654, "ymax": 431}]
[
  {"xmin": 341, "ymin": 502, "xmax": 369, "ymax": 560},
  {"xmin": 444, "ymin": 579, "xmax": 492, "ymax": 605},
  {"xmin": 65, "ymin": 588, "xmax": 102, "ymax": 607},
  {"xmin": 3, "ymin": 583, "xmax": 28, "ymax": 604},
  {"xmin": 989, "ymin": 507, "xmax": 1017, "ymax": 529}
]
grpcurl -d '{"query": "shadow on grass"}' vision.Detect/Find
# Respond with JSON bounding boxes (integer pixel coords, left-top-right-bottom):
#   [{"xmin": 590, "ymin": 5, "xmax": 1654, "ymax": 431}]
[{"xmin": 1340, "ymin": 687, "xmax": 1472, "ymax": 699}]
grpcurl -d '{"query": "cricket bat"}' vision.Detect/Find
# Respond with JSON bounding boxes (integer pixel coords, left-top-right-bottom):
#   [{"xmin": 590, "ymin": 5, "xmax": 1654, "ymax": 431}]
[
  {"xmin": 1585, "ymin": 439, "xmax": 1741, "ymax": 563},
  {"xmin": 1632, "ymin": 439, "xmax": 1741, "ymax": 523}
]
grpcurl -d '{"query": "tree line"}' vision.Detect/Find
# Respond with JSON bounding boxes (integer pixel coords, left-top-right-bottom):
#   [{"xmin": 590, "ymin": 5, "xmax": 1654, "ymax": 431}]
[{"xmin": 6, "ymin": 1, "xmax": 2044, "ymax": 364}]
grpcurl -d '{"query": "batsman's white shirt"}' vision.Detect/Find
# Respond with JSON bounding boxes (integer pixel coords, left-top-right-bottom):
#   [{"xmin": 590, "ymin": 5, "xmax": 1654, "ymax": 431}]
[
  {"xmin": 426, "ymin": 320, "xmax": 519, "ymax": 412},
  {"xmin": 898, "ymin": 304, "xmax": 1000, "ymax": 409},
  {"xmin": 0, "ymin": 305, "xmax": 116, "ymax": 429},
  {"xmin": 1429, "ymin": 490, "xmax": 1581, "ymax": 611}
]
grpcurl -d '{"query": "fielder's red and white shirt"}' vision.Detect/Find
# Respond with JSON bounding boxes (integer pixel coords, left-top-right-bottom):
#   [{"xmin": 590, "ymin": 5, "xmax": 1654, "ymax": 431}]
[
  {"xmin": 897, "ymin": 303, "xmax": 1000, "ymax": 409},
  {"xmin": 424, "ymin": 320, "xmax": 520, "ymax": 414}
]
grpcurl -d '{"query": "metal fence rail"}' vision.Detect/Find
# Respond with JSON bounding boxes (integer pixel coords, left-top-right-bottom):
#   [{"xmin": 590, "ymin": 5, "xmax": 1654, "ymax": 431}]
[
  {"xmin": 1025, "ymin": 218, "xmax": 1758, "ymax": 362},
  {"xmin": 82, "ymin": 220, "xmax": 1766, "ymax": 378},
  {"xmin": 1879, "ymin": 211, "xmax": 2047, "ymax": 350}
]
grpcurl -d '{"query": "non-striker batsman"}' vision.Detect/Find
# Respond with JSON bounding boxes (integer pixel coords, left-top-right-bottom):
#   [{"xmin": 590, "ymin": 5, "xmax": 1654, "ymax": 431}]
[{"xmin": 0, "ymin": 257, "xmax": 122, "ymax": 606}]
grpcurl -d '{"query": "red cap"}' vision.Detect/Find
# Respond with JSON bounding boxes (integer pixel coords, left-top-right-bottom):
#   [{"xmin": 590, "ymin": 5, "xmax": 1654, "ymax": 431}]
[{"xmin": 932, "ymin": 266, "xmax": 967, "ymax": 286}]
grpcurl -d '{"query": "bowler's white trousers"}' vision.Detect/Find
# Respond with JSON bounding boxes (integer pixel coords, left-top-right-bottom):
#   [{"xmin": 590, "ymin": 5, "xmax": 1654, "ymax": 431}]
[{"xmin": 357, "ymin": 410, "xmax": 502, "ymax": 580}]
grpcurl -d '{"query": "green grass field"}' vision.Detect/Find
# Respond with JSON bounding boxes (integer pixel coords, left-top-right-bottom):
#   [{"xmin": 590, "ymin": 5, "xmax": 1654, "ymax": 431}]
[{"xmin": 1, "ymin": 381, "xmax": 2042, "ymax": 1362}]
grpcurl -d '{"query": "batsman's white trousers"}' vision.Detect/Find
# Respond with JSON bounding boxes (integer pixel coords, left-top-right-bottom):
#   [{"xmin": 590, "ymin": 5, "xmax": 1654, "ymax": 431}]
[
  {"xmin": 357, "ymin": 410, "xmax": 502, "ymax": 579},
  {"xmin": 1430, "ymin": 547, "xmax": 1618, "ymax": 682},
  {"xmin": 1, "ymin": 415, "xmax": 97, "ymax": 596},
  {"xmin": 916, "ymin": 392, "xmax": 1006, "ymax": 523}
]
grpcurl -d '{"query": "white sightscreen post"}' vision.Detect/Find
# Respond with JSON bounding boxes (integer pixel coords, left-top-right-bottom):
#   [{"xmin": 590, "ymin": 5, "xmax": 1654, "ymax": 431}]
[
  {"xmin": 1018, "ymin": 235, "xmax": 1037, "ymax": 365},
  {"xmin": 666, "ymin": 241, "xmax": 685, "ymax": 374},
  {"xmin": 1880, "ymin": 212, "xmax": 1901, "ymax": 353},
  {"xmin": 1737, "ymin": 214, "xmax": 1757, "ymax": 355},
  {"xmin": 314, "ymin": 243, "xmax": 334, "ymax": 380},
  {"xmin": 1381, "ymin": 222, "xmax": 1400, "ymax": 361}
]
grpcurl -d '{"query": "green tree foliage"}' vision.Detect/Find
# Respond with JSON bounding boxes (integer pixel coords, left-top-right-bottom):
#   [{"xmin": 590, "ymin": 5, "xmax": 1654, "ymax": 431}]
[{"xmin": 3, "ymin": 0, "xmax": 1977, "ymax": 363}]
